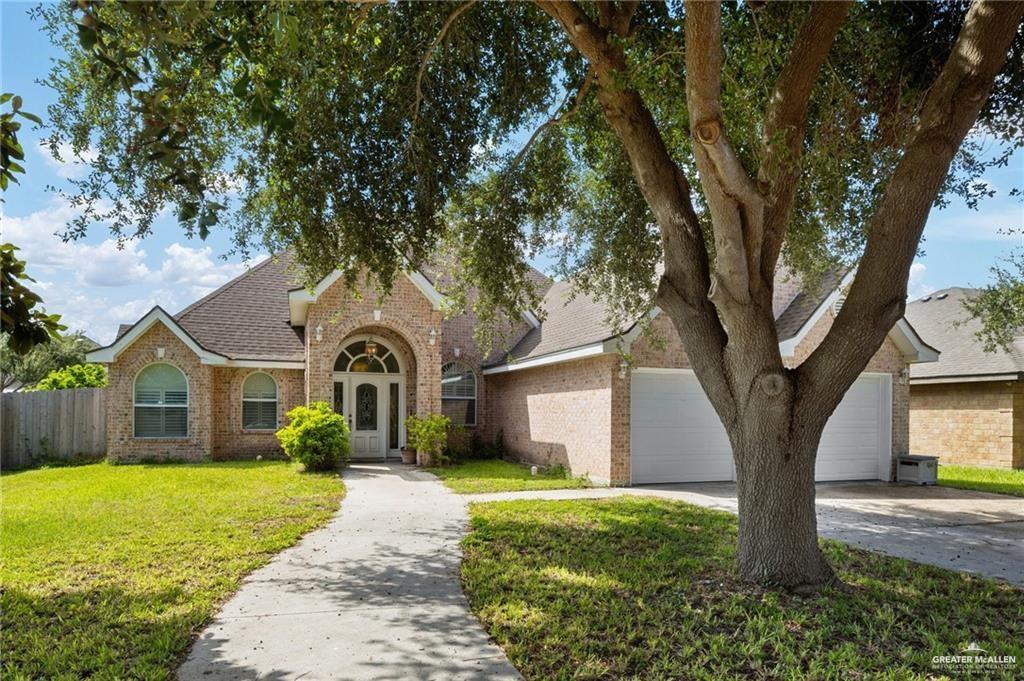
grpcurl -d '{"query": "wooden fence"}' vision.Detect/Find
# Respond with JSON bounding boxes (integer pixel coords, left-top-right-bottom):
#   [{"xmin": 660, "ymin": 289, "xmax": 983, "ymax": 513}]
[{"xmin": 1, "ymin": 388, "xmax": 106, "ymax": 470}]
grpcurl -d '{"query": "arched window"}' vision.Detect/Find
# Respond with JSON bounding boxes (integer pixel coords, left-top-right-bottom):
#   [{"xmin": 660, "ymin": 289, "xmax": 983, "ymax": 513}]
[
  {"xmin": 134, "ymin": 363, "xmax": 188, "ymax": 438},
  {"xmin": 333, "ymin": 339, "xmax": 400, "ymax": 373},
  {"xmin": 242, "ymin": 372, "xmax": 278, "ymax": 430},
  {"xmin": 441, "ymin": 362, "xmax": 476, "ymax": 426}
]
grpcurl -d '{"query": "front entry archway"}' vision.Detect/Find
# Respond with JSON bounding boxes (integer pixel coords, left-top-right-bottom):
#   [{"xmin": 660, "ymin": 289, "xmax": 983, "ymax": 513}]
[{"xmin": 332, "ymin": 336, "xmax": 405, "ymax": 460}]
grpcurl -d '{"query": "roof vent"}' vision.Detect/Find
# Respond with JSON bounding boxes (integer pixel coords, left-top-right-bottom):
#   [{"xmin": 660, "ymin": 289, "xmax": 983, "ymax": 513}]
[
  {"xmin": 921, "ymin": 296, "xmax": 932, "ymax": 302},
  {"xmin": 936, "ymin": 292, "xmax": 948, "ymax": 300},
  {"xmin": 831, "ymin": 288, "xmax": 849, "ymax": 315}
]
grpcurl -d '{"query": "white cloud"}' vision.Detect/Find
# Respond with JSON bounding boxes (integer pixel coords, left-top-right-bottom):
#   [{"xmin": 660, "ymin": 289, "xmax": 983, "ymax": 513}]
[
  {"xmin": 907, "ymin": 262, "xmax": 935, "ymax": 301},
  {"xmin": 925, "ymin": 204, "xmax": 1024, "ymax": 242},
  {"xmin": 158, "ymin": 243, "xmax": 248, "ymax": 300},
  {"xmin": 36, "ymin": 140, "xmax": 99, "ymax": 180}
]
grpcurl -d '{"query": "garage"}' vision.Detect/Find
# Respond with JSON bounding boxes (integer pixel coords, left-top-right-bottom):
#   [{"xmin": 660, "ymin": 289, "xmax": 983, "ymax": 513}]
[{"xmin": 630, "ymin": 369, "xmax": 892, "ymax": 484}]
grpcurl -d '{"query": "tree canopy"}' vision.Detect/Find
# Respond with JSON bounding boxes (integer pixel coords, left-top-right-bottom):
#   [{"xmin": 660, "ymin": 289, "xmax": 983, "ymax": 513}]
[
  {"xmin": 38, "ymin": 1, "xmax": 1023, "ymax": 342},
  {"xmin": 29, "ymin": 363, "xmax": 108, "ymax": 392}
]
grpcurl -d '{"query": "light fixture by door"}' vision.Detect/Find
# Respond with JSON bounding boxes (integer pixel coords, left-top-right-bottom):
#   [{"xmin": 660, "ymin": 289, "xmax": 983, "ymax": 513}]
[
  {"xmin": 429, "ymin": 329, "xmax": 437, "ymax": 346},
  {"xmin": 365, "ymin": 338, "xmax": 379, "ymax": 356}
]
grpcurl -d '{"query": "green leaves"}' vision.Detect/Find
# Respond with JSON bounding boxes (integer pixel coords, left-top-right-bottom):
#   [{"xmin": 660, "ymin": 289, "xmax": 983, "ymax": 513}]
[
  {"xmin": 1, "ymin": 93, "xmax": 41, "ymax": 191},
  {"xmin": 1, "ymin": 244, "xmax": 66, "ymax": 355}
]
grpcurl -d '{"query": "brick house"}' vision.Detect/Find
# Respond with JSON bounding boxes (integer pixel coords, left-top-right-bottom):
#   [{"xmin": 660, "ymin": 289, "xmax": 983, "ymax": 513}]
[
  {"xmin": 88, "ymin": 254, "xmax": 937, "ymax": 485},
  {"xmin": 905, "ymin": 288, "xmax": 1024, "ymax": 469}
]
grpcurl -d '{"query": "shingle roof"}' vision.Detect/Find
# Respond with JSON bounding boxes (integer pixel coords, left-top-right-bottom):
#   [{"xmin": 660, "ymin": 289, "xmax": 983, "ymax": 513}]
[
  {"xmin": 494, "ymin": 268, "xmax": 849, "ymax": 365},
  {"xmin": 904, "ymin": 287, "xmax": 1024, "ymax": 380},
  {"xmin": 775, "ymin": 268, "xmax": 849, "ymax": 341},
  {"xmin": 174, "ymin": 252, "xmax": 306, "ymax": 361},
  {"xmin": 133, "ymin": 250, "xmax": 553, "ymax": 363}
]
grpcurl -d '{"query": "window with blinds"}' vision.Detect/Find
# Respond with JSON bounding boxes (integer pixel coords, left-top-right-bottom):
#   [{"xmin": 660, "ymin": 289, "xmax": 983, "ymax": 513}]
[
  {"xmin": 134, "ymin": 363, "xmax": 188, "ymax": 438},
  {"xmin": 242, "ymin": 372, "xmax": 278, "ymax": 430},
  {"xmin": 441, "ymin": 362, "xmax": 476, "ymax": 426}
]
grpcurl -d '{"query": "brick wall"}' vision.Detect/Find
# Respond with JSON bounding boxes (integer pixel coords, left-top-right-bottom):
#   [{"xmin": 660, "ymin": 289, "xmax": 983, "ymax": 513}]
[
  {"xmin": 484, "ymin": 355, "xmax": 618, "ymax": 484},
  {"xmin": 910, "ymin": 380, "xmax": 1022, "ymax": 469},
  {"xmin": 627, "ymin": 308, "xmax": 910, "ymax": 480},
  {"xmin": 105, "ymin": 323, "xmax": 213, "ymax": 462},
  {"xmin": 210, "ymin": 368, "xmax": 305, "ymax": 459},
  {"xmin": 305, "ymin": 274, "xmax": 443, "ymax": 419}
]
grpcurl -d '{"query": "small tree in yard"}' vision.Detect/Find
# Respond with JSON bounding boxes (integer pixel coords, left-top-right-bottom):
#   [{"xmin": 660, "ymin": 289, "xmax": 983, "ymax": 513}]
[
  {"xmin": 29, "ymin": 363, "xmax": 107, "ymax": 391},
  {"xmin": 276, "ymin": 402, "xmax": 351, "ymax": 472},
  {"xmin": 38, "ymin": 1, "xmax": 1024, "ymax": 589}
]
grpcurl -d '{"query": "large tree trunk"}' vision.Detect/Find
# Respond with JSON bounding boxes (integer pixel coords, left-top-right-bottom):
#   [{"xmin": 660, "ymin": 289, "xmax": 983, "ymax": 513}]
[
  {"xmin": 538, "ymin": 0, "xmax": 1024, "ymax": 591},
  {"xmin": 732, "ymin": 405, "xmax": 833, "ymax": 588}
]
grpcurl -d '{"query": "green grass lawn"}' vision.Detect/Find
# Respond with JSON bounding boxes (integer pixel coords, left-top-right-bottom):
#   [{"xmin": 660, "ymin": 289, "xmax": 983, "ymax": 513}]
[
  {"xmin": 1, "ymin": 461, "xmax": 344, "ymax": 680},
  {"xmin": 938, "ymin": 464, "xmax": 1024, "ymax": 497},
  {"xmin": 427, "ymin": 459, "xmax": 591, "ymax": 494},
  {"xmin": 463, "ymin": 497, "xmax": 1023, "ymax": 680}
]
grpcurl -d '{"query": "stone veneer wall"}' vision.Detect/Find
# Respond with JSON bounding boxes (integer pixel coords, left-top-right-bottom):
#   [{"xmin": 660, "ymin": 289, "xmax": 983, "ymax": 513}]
[
  {"xmin": 484, "ymin": 355, "xmax": 618, "ymax": 484},
  {"xmin": 105, "ymin": 323, "xmax": 213, "ymax": 462},
  {"xmin": 910, "ymin": 380, "xmax": 1022, "ymax": 469},
  {"xmin": 210, "ymin": 367, "xmax": 305, "ymax": 459},
  {"xmin": 305, "ymin": 274, "xmax": 443, "ymax": 418}
]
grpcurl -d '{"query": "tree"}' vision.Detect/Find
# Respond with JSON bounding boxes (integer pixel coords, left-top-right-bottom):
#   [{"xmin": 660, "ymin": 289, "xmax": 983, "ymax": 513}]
[
  {"xmin": 962, "ymin": 250, "xmax": 1024, "ymax": 351},
  {"xmin": 1, "ymin": 244, "xmax": 65, "ymax": 355},
  {"xmin": 0, "ymin": 332, "xmax": 93, "ymax": 391},
  {"xmin": 29, "ymin": 363, "xmax": 107, "ymax": 391},
  {"xmin": 38, "ymin": 1, "xmax": 1024, "ymax": 589}
]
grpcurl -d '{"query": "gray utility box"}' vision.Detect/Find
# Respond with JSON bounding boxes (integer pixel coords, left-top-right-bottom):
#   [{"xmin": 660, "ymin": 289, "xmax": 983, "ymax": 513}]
[{"xmin": 897, "ymin": 455, "xmax": 938, "ymax": 485}]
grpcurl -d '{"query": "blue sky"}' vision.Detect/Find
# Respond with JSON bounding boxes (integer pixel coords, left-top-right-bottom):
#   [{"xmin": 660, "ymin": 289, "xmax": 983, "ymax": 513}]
[{"xmin": 2, "ymin": 2, "xmax": 1022, "ymax": 345}]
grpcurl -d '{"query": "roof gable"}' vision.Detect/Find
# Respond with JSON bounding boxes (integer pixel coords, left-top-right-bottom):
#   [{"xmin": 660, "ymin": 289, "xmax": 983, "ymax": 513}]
[{"xmin": 87, "ymin": 307, "xmax": 227, "ymax": 364}]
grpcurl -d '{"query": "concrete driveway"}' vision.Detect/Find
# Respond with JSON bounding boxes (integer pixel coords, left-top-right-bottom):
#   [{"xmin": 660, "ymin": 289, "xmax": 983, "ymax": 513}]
[
  {"xmin": 179, "ymin": 464, "xmax": 520, "ymax": 681},
  {"xmin": 470, "ymin": 482, "xmax": 1024, "ymax": 587}
]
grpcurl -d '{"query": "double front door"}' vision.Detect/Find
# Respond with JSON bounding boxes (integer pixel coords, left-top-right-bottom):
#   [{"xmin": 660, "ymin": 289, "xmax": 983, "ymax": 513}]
[{"xmin": 333, "ymin": 376, "xmax": 402, "ymax": 459}]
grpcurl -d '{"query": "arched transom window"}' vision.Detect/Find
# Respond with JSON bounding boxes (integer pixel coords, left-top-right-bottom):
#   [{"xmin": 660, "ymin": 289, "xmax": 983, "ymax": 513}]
[
  {"xmin": 441, "ymin": 362, "xmax": 476, "ymax": 426},
  {"xmin": 242, "ymin": 372, "xmax": 278, "ymax": 430},
  {"xmin": 334, "ymin": 339, "xmax": 400, "ymax": 373},
  {"xmin": 134, "ymin": 363, "xmax": 188, "ymax": 438}
]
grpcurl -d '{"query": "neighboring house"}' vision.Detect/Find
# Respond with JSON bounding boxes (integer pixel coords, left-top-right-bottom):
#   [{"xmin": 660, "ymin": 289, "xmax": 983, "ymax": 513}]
[
  {"xmin": 905, "ymin": 287, "xmax": 1024, "ymax": 469},
  {"xmin": 87, "ymin": 253, "xmax": 936, "ymax": 485}
]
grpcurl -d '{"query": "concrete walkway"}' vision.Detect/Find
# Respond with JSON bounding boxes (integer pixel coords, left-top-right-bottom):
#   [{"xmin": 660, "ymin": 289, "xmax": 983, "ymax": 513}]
[
  {"xmin": 178, "ymin": 464, "xmax": 520, "ymax": 681},
  {"xmin": 469, "ymin": 482, "xmax": 1024, "ymax": 587}
]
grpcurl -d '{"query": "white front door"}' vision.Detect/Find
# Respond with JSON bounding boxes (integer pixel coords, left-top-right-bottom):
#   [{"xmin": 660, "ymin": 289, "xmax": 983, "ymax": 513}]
[{"xmin": 351, "ymin": 378, "xmax": 385, "ymax": 458}]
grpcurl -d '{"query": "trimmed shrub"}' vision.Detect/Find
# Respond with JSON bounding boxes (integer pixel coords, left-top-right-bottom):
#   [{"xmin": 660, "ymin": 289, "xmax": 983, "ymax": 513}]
[
  {"xmin": 276, "ymin": 401, "xmax": 350, "ymax": 471},
  {"xmin": 406, "ymin": 413, "xmax": 450, "ymax": 465}
]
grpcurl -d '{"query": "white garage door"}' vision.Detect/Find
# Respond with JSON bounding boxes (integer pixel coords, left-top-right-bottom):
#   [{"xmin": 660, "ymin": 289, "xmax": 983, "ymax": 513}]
[{"xmin": 630, "ymin": 370, "xmax": 891, "ymax": 484}]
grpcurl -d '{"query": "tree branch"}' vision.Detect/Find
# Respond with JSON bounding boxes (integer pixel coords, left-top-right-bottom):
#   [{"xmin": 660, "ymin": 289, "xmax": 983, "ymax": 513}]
[
  {"xmin": 684, "ymin": 0, "xmax": 764, "ymax": 308},
  {"xmin": 798, "ymin": 0, "xmax": 1024, "ymax": 413},
  {"xmin": 535, "ymin": 0, "xmax": 736, "ymax": 421},
  {"xmin": 758, "ymin": 1, "xmax": 852, "ymax": 279},
  {"xmin": 410, "ymin": 0, "xmax": 478, "ymax": 131},
  {"xmin": 510, "ymin": 68, "xmax": 594, "ymax": 171}
]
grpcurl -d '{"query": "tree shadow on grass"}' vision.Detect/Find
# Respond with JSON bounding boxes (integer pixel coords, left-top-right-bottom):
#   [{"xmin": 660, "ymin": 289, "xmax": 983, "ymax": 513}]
[{"xmin": 462, "ymin": 497, "xmax": 1024, "ymax": 680}]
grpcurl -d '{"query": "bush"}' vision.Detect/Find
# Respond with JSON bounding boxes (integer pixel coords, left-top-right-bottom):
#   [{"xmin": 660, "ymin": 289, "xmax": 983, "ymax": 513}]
[
  {"xmin": 276, "ymin": 402, "xmax": 350, "ymax": 471},
  {"xmin": 406, "ymin": 413, "xmax": 450, "ymax": 464},
  {"xmin": 444, "ymin": 425, "xmax": 473, "ymax": 464},
  {"xmin": 29, "ymin": 364, "xmax": 107, "ymax": 391},
  {"xmin": 471, "ymin": 429, "xmax": 504, "ymax": 460}
]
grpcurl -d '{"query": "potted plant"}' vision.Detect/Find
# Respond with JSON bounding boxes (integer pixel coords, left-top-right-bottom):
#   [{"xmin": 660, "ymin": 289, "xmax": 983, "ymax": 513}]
[
  {"xmin": 400, "ymin": 445, "xmax": 416, "ymax": 465},
  {"xmin": 405, "ymin": 413, "xmax": 450, "ymax": 467}
]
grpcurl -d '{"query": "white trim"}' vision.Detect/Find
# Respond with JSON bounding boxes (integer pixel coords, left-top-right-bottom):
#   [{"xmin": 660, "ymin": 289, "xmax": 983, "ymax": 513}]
[
  {"xmin": 777, "ymin": 271, "xmax": 857, "ymax": 357},
  {"xmin": 334, "ymin": 334, "xmax": 407, "ymax": 374},
  {"xmin": 522, "ymin": 309, "xmax": 542, "ymax": 329},
  {"xmin": 482, "ymin": 340, "xmax": 613, "ymax": 375},
  {"xmin": 240, "ymin": 371, "xmax": 279, "ymax": 431},
  {"xmin": 910, "ymin": 373, "xmax": 1020, "ymax": 385},
  {"xmin": 890, "ymin": 318, "xmax": 940, "ymax": 364},
  {"xmin": 133, "ymin": 362, "xmax": 190, "ymax": 439},
  {"xmin": 289, "ymin": 269, "xmax": 445, "ymax": 326},
  {"xmin": 216, "ymin": 359, "xmax": 305, "ymax": 369},
  {"xmin": 87, "ymin": 307, "xmax": 227, "ymax": 365}
]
